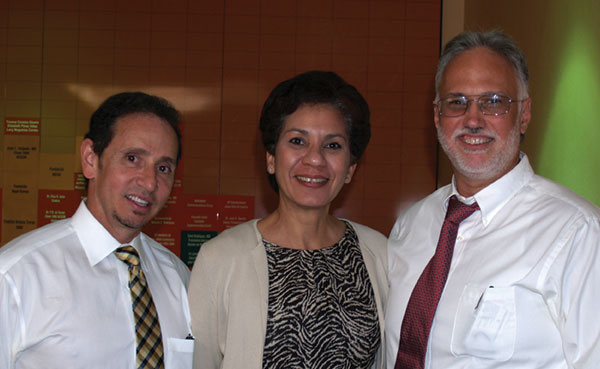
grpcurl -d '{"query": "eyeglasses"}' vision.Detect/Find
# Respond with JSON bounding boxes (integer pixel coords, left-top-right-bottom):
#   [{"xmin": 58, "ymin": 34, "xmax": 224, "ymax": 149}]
[{"xmin": 435, "ymin": 94, "xmax": 527, "ymax": 117}]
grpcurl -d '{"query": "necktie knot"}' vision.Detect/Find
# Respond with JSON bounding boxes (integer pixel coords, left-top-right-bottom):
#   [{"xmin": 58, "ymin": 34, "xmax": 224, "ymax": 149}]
[
  {"xmin": 114, "ymin": 246, "xmax": 146, "ymax": 287},
  {"xmin": 114, "ymin": 245, "xmax": 140, "ymax": 268},
  {"xmin": 445, "ymin": 195, "xmax": 479, "ymax": 225}
]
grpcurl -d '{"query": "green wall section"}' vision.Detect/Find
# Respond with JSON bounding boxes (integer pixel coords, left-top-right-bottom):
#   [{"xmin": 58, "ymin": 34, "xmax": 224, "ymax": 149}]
[
  {"xmin": 462, "ymin": 0, "xmax": 599, "ymax": 206},
  {"xmin": 537, "ymin": 23, "xmax": 600, "ymax": 206}
]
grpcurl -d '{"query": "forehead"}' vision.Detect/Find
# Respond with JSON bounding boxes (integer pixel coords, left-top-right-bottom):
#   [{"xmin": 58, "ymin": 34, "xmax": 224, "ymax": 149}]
[
  {"xmin": 110, "ymin": 113, "xmax": 178, "ymax": 156},
  {"xmin": 440, "ymin": 47, "xmax": 519, "ymax": 96},
  {"xmin": 283, "ymin": 104, "xmax": 347, "ymax": 133}
]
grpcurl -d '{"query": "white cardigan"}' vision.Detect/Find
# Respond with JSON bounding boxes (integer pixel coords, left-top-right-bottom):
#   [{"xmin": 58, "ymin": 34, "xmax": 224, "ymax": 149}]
[{"xmin": 189, "ymin": 219, "xmax": 389, "ymax": 369}]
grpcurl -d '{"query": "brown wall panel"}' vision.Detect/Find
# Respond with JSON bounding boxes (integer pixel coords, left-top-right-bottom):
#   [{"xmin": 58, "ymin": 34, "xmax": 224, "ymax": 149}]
[{"xmin": 0, "ymin": 0, "xmax": 441, "ymax": 244}]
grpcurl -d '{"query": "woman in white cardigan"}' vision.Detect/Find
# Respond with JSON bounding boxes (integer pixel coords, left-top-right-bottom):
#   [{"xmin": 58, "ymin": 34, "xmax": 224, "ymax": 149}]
[{"xmin": 189, "ymin": 71, "xmax": 388, "ymax": 369}]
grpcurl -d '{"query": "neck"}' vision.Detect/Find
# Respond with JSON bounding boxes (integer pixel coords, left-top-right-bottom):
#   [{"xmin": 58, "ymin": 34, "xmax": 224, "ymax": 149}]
[
  {"xmin": 454, "ymin": 157, "xmax": 520, "ymax": 197},
  {"xmin": 106, "ymin": 226, "xmax": 138, "ymax": 244},
  {"xmin": 85, "ymin": 200, "xmax": 138, "ymax": 244},
  {"xmin": 454, "ymin": 175, "xmax": 491, "ymax": 198},
  {"xmin": 258, "ymin": 204, "xmax": 345, "ymax": 250}
]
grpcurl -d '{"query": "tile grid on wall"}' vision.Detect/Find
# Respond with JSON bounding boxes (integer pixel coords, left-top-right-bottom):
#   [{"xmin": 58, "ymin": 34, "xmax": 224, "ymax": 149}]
[{"xmin": 0, "ymin": 0, "xmax": 440, "ymax": 242}]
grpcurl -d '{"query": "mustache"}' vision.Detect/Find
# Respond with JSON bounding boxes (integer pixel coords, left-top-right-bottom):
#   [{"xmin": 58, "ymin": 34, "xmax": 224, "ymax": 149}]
[{"xmin": 451, "ymin": 127, "xmax": 498, "ymax": 140}]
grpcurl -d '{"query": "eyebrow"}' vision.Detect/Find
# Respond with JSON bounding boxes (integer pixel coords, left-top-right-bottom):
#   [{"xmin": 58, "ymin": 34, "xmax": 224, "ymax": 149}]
[
  {"xmin": 283, "ymin": 128, "xmax": 348, "ymax": 141},
  {"xmin": 160, "ymin": 157, "xmax": 177, "ymax": 166},
  {"xmin": 445, "ymin": 91, "xmax": 506, "ymax": 97}
]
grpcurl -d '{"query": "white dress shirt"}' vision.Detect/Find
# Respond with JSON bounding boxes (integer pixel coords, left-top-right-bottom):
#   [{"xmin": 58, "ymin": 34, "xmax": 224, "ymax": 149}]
[
  {"xmin": 386, "ymin": 154, "xmax": 600, "ymax": 368},
  {"xmin": 0, "ymin": 201, "xmax": 193, "ymax": 369}
]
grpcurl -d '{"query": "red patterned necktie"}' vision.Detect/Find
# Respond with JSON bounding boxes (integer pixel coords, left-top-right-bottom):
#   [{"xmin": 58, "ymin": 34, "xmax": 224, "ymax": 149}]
[
  {"xmin": 394, "ymin": 195, "xmax": 479, "ymax": 369},
  {"xmin": 114, "ymin": 246, "xmax": 165, "ymax": 369}
]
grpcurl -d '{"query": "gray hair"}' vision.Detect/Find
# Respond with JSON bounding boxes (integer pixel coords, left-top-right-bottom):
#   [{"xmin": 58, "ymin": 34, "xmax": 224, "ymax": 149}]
[{"xmin": 435, "ymin": 30, "xmax": 529, "ymax": 99}]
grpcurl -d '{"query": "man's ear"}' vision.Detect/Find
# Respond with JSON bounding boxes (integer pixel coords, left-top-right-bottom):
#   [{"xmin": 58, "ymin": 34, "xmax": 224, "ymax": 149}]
[
  {"xmin": 433, "ymin": 103, "xmax": 440, "ymax": 130},
  {"xmin": 80, "ymin": 138, "xmax": 98, "ymax": 180},
  {"xmin": 519, "ymin": 98, "xmax": 532, "ymax": 135}
]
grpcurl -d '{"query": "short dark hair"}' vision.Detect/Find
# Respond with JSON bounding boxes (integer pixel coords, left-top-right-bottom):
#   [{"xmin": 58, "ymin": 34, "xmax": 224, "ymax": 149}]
[
  {"xmin": 84, "ymin": 91, "xmax": 182, "ymax": 162},
  {"xmin": 436, "ymin": 30, "xmax": 529, "ymax": 99},
  {"xmin": 259, "ymin": 70, "xmax": 371, "ymax": 192}
]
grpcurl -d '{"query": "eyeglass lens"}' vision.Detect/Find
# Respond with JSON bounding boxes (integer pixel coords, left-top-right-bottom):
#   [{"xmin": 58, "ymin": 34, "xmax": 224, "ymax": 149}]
[{"xmin": 439, "ymin": 95, "xmax": 512, "ymax": 117}]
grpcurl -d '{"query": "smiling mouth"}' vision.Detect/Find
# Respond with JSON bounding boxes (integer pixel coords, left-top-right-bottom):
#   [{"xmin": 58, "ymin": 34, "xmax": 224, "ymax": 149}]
[
  {"xmin": 296, "ymin": 175, "xmax": 328, "ymax": 184},
  {"xmin": 461, "ymin": 136, "xmax": 493, "ymax": 145},
  {"xmin": 126, "ymin": 195, "xmax": 150, "ymax": 207}
]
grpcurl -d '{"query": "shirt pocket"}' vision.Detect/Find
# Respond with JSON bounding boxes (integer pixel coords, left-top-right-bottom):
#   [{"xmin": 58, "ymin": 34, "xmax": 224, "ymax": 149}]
[
  {"xmin": 450, "ymin": 284, "xmax": 516, "ymax": 362},
  {"xmin": 166, "ymin": 337, "xmax": 194, "ymax": 369}
]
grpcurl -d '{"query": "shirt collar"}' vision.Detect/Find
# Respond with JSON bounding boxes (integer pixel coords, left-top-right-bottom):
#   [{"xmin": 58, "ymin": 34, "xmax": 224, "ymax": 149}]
[
  {"xmin": 447, "ymin": 152, "xmax": 534, "ymax": 227},
  {"xmin": 71, "ymin": 201, "xmax": 142, "ymax": 267}
]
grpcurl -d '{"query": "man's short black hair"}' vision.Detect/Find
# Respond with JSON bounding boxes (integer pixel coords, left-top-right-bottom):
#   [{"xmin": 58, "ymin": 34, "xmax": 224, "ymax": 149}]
[{"xmin": 84, "ymin": 91, "xmax": 182, "ymax": 163}]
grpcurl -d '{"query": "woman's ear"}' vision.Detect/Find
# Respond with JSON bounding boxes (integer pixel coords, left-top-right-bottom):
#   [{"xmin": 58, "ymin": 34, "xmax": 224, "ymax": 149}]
[
  {"xmin": 266, "ymin": 151, "xmax": 275, "ymax": 174},
  {"xmin": 345, "ymin": 163, "xmax": 357, "ymax": 184}
]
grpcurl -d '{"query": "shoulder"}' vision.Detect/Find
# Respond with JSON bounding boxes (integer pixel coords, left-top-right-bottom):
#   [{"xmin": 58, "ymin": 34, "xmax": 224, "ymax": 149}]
[
  {"xmin": 348, "ymin": 221, "xmax": 387, "ymax": 246},
  {"xmin": 189, "ymin": 219, "xmax": 265, "ymax": 292},
  {"xmin": 0, "ymin": 218, "xmax": 73, "ymax": 273},
  {"xmin": 198, "ymin": 219, "xmax": 261, "ymax": 259},
  {"xmin": 346, "ymin": 220, "xmax": 388, "ymax": 262},
  {"xmin": 525, "ymin": 175, "xmax": 600, "ymax": 222},
  {"xmin": 391, "ymin": 186, "xmax": 448, "ymax": 237},
  {"xmin": 345, "ymin": 220, "xmax": 389, "ymax": 307},
  {"xmin": 409, "ymin": 186, "xmax": 448, "ymax": 215}
]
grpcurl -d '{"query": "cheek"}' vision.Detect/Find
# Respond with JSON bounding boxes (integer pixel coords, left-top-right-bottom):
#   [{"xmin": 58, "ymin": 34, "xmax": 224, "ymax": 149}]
[
  {"xmin": 436, "ymin": 121, "xmax": 454, "ymax": 139},
  {"xmin": 495, "ymin": 118, "xmax": 519, "ymax": 138},
  {"xmin": 98, "ymin": 167, "xmax": 123, "ymax": 188},
  {"xmin": 158, "ymin": 175, "xmax": 175, "ymax": 190},
  {"xmin": 275, "ymin": 151, "xmax": 298, "ymax": 170},
  {"xmin": 333, "ymin": 156, "xmax": 353, "ymax": 176}
]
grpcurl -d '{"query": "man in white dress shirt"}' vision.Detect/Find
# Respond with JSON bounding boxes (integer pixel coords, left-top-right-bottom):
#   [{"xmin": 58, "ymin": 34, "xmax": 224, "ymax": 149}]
[
  {"xmin": 0, "ymin": 92, "xmax": 193, "ymax": 368},
  {"xmin": 386, "ymin": 30, "xmax": 600, "ymax": 368}
]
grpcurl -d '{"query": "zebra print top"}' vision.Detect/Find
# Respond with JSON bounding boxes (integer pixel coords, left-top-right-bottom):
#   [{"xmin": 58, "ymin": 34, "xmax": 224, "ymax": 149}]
[{"xmin": 262, "ymin": 221, "xmax": 380, "ymax": 369}]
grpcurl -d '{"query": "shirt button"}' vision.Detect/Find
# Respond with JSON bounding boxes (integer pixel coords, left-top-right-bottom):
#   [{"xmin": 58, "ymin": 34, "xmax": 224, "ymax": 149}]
[{"xmin": 457, "ymin": 236, "xmax": 463, "ymax": 241}]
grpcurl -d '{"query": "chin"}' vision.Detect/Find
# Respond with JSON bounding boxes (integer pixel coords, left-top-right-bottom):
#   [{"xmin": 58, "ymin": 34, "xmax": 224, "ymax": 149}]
[
  {"xmin": 295, "ymin": 199, "xmax": 332, "ymax": 210},
  {"xmin": 115, "ymin": 214, "xmax": 148, "ymax": 231},
  {"xmin": 454, "ymin": 157, "xmax": 516, "ymax": 183}
]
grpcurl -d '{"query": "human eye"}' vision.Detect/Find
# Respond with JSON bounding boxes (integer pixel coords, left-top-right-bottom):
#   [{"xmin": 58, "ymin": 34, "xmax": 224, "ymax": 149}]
[
  {"xmin": 289, "ymin": 137, "xmax": 304, "ymax": 145},
  {"xmin": 126, "ymin": 154, "xmax": 138, "ymax": 163},
  {"xmin": 443, "ymin": 97, "xmax": 468, "ymax": 113},
  {"xmin": 446, "ymin": 96, "xmax": 467, "ymax": 106},
  {"xmin": 158, "ymin": 164, "xmax": 173, "ymax": 175},
  {"xmin": 441, "ymin": 96, "xmax": 467, "ymax": 114},
  {"xmin": 325, "ymin": 141, "xmax": 342, "ymax": 150},
  {"xmin": 481, "ymin": 94, "xmax": 507, "ymax": 105},
  {"xmin": 480, "ymin": 94, "xmax": 509, "ymax": 115}
]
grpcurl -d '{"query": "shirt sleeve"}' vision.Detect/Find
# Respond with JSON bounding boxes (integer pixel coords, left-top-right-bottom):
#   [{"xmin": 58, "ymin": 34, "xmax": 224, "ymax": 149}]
[
  {"xmin": 0, "ymin": 273, "xmax": 24, "ymax": 368},
  {"xmin": 556, "ymin": 216, "xmax": 600, "ymax": 367}
]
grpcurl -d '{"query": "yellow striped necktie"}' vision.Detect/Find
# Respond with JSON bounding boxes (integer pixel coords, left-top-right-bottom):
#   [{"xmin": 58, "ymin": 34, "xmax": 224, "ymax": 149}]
[{"xmin": 114, "ymin": 246, "xmax": 165, "ymax": 369}]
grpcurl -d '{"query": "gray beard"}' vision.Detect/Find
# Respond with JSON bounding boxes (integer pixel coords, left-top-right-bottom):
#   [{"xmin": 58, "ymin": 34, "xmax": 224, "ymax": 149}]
[{"xmin": 437, "ymin": 123, "xmax": 521, "ymax": 182}]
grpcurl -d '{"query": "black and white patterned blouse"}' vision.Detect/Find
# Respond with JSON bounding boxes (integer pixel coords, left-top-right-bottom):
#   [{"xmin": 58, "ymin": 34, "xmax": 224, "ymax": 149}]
[{"xmin": 262, "ymin": 221, "xmax": 380, "ymax": 369}]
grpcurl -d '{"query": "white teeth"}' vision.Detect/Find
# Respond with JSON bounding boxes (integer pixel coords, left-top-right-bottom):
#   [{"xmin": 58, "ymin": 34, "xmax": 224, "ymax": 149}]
[
  {"xmin": 126, "ymin": 195, "xmax": 149, "ymax": 206},
  {"xmin": 463, "ymin": 137, "xmax": 491, "ymax": 145},
  {"xmin": 296, "ymin": 176, "xmax": 327, "ymax": 183}
]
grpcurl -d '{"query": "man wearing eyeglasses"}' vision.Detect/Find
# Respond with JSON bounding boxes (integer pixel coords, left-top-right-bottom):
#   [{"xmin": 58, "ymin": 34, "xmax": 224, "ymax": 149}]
[{"xmin": 386, "ymin": 30, "xmax": 600, "ymax": 369}]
